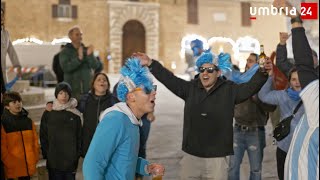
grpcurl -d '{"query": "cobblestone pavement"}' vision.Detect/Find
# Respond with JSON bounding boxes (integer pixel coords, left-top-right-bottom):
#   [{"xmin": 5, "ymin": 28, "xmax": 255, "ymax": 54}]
[{"xmin": 40, "ymin": 74, "xmax": 278, "ymax": 180}]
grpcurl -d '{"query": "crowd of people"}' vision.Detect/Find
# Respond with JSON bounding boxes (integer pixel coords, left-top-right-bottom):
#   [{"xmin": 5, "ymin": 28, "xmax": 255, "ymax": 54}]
[{"xmin": 1, "ymin": 0, "xmax": 318, "ymax": 180}]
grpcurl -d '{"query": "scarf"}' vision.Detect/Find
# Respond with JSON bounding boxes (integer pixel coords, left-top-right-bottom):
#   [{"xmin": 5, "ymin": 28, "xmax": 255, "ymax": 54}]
[
  {"xmin": 53, "ymin": 98, "xmax": 83, "ymax": 123},
  {"xmin": 287, "ymin": 87, "xmax": 301, "ymax": 101},
  {"xmin": 230, "ymin": 64, "xmax": 259, "ymax": 84}
]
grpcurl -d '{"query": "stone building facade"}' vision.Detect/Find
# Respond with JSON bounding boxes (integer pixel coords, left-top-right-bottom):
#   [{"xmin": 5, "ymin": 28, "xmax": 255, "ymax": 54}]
[{"xmin": 3, "ymin": 0, "xmax": 316, "ymax": 73}]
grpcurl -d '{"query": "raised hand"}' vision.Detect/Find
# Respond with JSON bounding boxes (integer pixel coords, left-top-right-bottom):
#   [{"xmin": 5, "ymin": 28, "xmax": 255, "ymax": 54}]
[
  {"xmin": 263, "ymin": 57, "xmax": 274, "ymax": 76},
  {"xmin": 87, "ymin": 45, "xmax": 94, "ymax": 56},
  {"xmin": 132, "ymin": 52, "xmax": 152, "ymax": 66},
  {"xmin": 78, "ymin": 46, "xmax": 84, "ymax": 60}
]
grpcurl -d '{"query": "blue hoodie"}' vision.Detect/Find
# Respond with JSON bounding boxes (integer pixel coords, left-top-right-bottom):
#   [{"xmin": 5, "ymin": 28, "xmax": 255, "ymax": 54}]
[{"xmin": 83, "ymin": 102, "xmax": 150, "ymax": 180}]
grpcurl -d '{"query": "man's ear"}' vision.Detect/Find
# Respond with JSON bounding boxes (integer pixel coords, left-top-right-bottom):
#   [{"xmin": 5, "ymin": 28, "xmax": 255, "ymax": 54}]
[
  {"xmin": 126, "ymin": 92, "xmax": 135, "ymax": 102},
  {"xmin": 217, "ymin": 70, "xmax": 222, "ymax": 77}
]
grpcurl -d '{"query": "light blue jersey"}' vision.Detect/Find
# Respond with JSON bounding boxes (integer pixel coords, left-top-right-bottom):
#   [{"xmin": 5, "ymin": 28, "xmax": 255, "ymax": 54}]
[{"xmin": 83, "ymin": 102, "xmax": 150, "ymax": 180}]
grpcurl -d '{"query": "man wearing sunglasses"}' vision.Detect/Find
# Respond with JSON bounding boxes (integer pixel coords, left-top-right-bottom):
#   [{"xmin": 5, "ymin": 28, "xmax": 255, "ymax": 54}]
[
  {"xmin": 83, "ymin": 58, "xmax": 164, "ymax": 179},
  {"xmin": 134, "ymin": 51, "xmax": 272, "ymax": 179}
]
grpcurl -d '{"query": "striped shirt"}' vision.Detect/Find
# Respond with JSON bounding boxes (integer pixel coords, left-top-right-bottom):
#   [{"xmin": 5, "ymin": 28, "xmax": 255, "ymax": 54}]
[{"xmin": 285, "ymin": 80, "xmax": 319, "ymax": 180}]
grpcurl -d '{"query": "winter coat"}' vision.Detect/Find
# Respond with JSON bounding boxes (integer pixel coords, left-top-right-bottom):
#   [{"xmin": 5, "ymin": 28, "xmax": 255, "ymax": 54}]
[
  {"xmin": 149, "ymin": 60, "xmax": 268, "ymax": 157},
  {"xmin": 40, "ymin": 109, "xmax": 82, "ymax": 171},
  {"xmin": 234, "ymin": 94, "xmax": 276, "ymax": 127},
  {"xmin": 59, "ymin": 43, "xmax": 99, "ymax": 100},
  {"xmin": 52, "ymin": 52, "xmax": 64, "ymax": 83},
  {"xmin": 1, "ymin": 108, "xmax": 39, "ymax": 179},
  {"xmin": 258, "ymin": 77, "xmax": 305, "ymax": 152},
  {"xmin": 77, "ymin": 92, "xmax": 118, "ymax": 157}
]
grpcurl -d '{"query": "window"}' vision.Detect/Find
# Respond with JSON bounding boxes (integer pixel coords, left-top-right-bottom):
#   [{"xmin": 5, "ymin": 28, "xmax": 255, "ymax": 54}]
[
  {"xmin": 241, "ymin": 2, "xmax": 251, "ymax": 27},
  {"xmin": 52, "ymin": 0, "xmax": 77, "ymax": 19},
  {"xmin": 187, "ymin": 0, "xmax": 198, "ymax": 24}
]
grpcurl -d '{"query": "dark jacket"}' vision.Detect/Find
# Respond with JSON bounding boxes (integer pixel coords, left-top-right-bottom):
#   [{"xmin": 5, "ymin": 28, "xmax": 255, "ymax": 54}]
[
  {"xmin": 149, "ymin": 60, "xmax": 268, "ymax": 157},
  {"xmin": 291, "ymin": 27, "xmax": 318, "ymax": 88},
  {"xmin": 40, "ymin": 110, "xmax": 82, "ymax": 171},
  {"xmin": 1, "ymin": 109, "xmax": 39, "ymax": 178},
  {"xmin": 59, "ymin": 43, "xmax": 99, "ymax": 100},
  {"xmin": 276, "ymin": 39, "xmax": 319, "ymax": 79},
  {"xmin": 234, "ymin": 95, "xmax": 276, "ymax": 127},
  {"xmin": 77, "ymin": 92, "xmax": 118, "ymax": 157},
  {"xmin": 52, "ymin": 52, "xmax": 64, "ymax": 83}
]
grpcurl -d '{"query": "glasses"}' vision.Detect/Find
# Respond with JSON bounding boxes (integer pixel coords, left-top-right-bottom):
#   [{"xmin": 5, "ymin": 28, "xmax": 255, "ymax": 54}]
[
  {"xmin": 199, "ymin": 67, "xmax": 218, "ymax": 73},
  {"xmin": 134, "ymin": 85, "xmax": 157, "ymax": 94}
]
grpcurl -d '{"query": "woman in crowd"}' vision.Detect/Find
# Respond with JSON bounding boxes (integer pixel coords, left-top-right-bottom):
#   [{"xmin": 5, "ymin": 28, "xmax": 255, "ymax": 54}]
[
  {"xmin": 258, "ymin": 67, "xmax": 304, "ymax": 180},
  {"xmin": 78, "ymin": 72, "xmax": 118, "ymax": 157}
]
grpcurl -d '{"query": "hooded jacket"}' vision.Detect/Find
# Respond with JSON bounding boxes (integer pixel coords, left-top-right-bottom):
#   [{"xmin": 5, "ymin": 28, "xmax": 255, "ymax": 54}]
[
  {"xmin": 149, "ymin": 60, "xmax": 268, "ymax": 157},
  {"xmin": 83, "ymin": 102, "xmax": 151, "ymax": 180},
  {"xmin": 39, "ymin": 99, "xmax": 82, "ymax": 171},
  {"xmin": 1, "ymin": 108, "xmax": 39, "ymax": 179}
]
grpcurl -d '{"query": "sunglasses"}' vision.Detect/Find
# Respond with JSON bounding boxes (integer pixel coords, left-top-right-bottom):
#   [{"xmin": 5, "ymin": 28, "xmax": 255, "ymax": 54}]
[
  {"xmin": 199, "ymin": 67, "xmax": 218, "ymax": 73},
  {"xmin": 134, "ymin": 85, "xmax": 157, "ymax": 94}
]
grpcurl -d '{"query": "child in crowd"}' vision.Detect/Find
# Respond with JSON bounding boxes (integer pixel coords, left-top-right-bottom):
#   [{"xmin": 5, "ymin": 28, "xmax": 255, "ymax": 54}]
[
  {"xmin": 1, "ymin": 91, "xmax": 39, "ymax": 180},
  {"xmin": 40, "ymin": 82, "xmax": 82, "ymax": 180}
]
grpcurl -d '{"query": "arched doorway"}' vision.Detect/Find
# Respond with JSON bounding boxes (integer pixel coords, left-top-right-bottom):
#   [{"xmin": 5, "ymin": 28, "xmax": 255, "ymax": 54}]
[{"xmin": 122, "ymin": 20, "xmax": 146, "ymax": 65}]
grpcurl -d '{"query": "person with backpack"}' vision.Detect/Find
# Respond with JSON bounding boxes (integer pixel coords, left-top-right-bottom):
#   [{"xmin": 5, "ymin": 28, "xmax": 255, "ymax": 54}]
[{"xmin": 77, "ymin": 72, "xmax": 118, "ymax": 157}]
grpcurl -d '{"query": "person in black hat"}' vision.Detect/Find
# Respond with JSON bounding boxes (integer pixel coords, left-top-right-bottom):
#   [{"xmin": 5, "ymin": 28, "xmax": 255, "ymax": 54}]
[{"xmin": 40, "ymin": 82, "xmax": 82, "ymax": 180}]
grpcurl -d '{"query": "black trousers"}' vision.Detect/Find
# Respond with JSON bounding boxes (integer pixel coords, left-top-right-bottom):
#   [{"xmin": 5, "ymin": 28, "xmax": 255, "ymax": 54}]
[
  {"xmin": 48, "ymin": 169, "xmax": 75, "ymax": 180},
  {"xmin": 276, "ymin": 147, "xmax": 287, "ymax": 180}
]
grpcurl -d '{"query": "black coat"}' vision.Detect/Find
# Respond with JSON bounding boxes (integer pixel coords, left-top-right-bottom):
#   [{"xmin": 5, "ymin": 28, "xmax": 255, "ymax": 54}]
[
  {"xmin": 40, "ymin": 110, "xmax": 82, "ymax": 171},
  {"xmin": 77, "ymin": 92, "xmax": 118, "ymax": 157},
  {"xmin": 149, "ymin": 60, "xmax": 268, "ymax": 157},
  {"xmin": 52, "ymin": 53, "xmax": 64, "ymax": 83}
]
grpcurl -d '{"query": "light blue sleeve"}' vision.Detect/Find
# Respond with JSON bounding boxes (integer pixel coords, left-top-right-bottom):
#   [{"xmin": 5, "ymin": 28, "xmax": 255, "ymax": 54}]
[
  {"xmin": 136, "ymin": 157, "xmax": 150, "ymax": 176},
  {"xmin": 258, "ymin": 77, "xmax": 280, "ymax": 105},
  {"xmin": 83, "ymin": 113, "xmax": 124, "ymax": 180}
]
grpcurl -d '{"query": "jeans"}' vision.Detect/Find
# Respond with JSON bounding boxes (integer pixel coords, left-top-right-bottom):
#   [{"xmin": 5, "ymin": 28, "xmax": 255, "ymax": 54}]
[
  {"xmin": 48, "ymin": 169, "xmax": 76, "ymax": 180},
  {"xmin": 179, "ymin": 153, "xmax": 229, "ymax": 180},
  {"xmin": 228, "ymin": 126, "xmax": 266, "ymax": 180}
]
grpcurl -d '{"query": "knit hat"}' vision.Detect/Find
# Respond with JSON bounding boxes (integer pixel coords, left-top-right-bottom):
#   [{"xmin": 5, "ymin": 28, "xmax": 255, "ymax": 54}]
[
  {"xmin": 54, "ymin": 82, "xmax": 72, "ymax": 98},
  {"xmin": 116, "ymin": 57, "xmax": 153, "ymax": 102}
]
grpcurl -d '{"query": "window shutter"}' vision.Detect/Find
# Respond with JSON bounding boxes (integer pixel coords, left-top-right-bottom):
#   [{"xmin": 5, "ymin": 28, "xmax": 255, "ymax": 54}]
[
  {"xmin": 241, "ymin": 2, "xmax": 251, "ymax": 27},
  {"xmin": 52, "ymin": 4, "xmax": 58, "ymax": 18},
  {"xmin": 72, "ymin": 5, "xmax": 78, "ymax": 19},
  {"xmin": 59, "ymin": 0, "xmax": 71, "ymax": 5},
  {"xmin": 187, "ymin": 0, "xmax": 198, "ymax": 24}
]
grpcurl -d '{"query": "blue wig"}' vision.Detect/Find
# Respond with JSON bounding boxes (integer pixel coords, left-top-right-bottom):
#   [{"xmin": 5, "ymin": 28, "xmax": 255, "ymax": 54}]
[
  {"xmin": 116, "ymin": 58, "xmax": 153, "ymax": 102},
  {"xmin": 196, "ymin": 52, "xmax": 232, "ymax": 76},
  {"xmin": 195, "ymin": 52, "xmax": 216, "ymax": 68}
]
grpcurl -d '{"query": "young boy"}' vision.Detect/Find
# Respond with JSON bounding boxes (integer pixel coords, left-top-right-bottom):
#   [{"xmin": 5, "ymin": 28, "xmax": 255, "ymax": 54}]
[
  {"xmin": 1, "ymin": 91, "xmax": 39, "ymax": 180},
  {"xmin": 40, "ymin": 82, "xmax": 82, "ymax": 180}
]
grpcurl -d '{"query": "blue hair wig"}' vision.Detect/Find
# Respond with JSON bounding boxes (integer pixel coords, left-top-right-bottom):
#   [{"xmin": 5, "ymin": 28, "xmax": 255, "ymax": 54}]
[
  {"xmin": 116, "ymin": 58, "xmax": 153, "ymax": 102},
  {"xmin": 195, "ymin": 52, "xmax": 216, "ymax": 68},
  {"xmin": 217, "ymin": 52, "xmax": 232, "ymax": 75}
]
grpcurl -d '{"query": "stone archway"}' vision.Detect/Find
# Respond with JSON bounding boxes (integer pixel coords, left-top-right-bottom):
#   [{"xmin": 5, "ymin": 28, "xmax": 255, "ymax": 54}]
[
  {"xmin": 108, "ymin": 1, "xmax": 159, "ymax": 73},
  {"xmin": 122, "ymin": 20, "xmax": 146, "ymax": 65}
]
